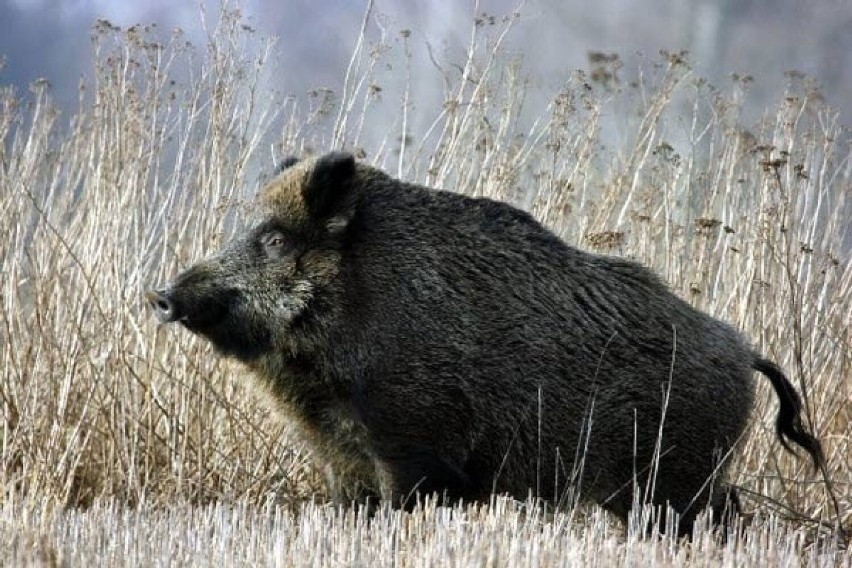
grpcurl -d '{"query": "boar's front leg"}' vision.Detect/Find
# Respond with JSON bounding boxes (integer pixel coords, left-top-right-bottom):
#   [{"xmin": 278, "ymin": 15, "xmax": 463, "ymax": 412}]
[
  {"xmin": 373, "ymin": 441, "xmax": 477, "ymax": 510},
  {"xmin": 352, "ymin": 380, "xmax": 480, "ymax": 510},
  {"xmin": 322, "ymin": 463, "xmax": 382, "ymax": 512}
]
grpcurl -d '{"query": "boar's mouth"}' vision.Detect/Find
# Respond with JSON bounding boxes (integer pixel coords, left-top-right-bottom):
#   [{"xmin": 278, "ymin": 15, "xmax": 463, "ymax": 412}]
[{"xmin": 146, "ymin": 288, "xmax": 270, "ymax": 360}]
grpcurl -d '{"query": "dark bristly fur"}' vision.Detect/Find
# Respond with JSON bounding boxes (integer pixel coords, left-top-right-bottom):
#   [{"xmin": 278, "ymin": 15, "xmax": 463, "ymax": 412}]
[{"xmin": 146, "ymin": 152, "xmax": 824, "ymax": 537}]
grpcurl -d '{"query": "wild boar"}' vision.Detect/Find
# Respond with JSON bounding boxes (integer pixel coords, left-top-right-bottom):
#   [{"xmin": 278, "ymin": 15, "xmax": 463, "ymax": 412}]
[{"xmin": 147, "ymin": 151, "xmax": 823, "ymax": 535}]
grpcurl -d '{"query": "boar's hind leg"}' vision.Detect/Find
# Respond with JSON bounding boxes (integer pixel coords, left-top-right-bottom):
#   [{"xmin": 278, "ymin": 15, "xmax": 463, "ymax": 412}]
[
  {"xmin": 375, "ymin": 443, "xmax": 476, "ymax": 511},
  {"xmin": 653, "ymin": 483, "xmax": 742, "ymax": 538},
  {"xmin": 708, "ymin": 485, "xmax": 742, "ymax": 535}
]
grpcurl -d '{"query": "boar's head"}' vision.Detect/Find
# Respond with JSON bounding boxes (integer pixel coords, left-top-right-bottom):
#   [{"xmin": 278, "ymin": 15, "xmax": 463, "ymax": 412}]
[{"xmin": 146, "ymin": 152, "xmax": 357, "ymax": 361}]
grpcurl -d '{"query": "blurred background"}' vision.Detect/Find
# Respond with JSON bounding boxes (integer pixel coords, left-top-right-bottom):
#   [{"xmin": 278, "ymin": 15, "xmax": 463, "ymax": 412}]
[{"xmin": 1, "ymin": 0, "xmax": 850, "ymax": 126}]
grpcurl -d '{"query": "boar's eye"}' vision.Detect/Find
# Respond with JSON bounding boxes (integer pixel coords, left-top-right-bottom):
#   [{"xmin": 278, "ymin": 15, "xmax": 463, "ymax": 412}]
[{"xmin": 260, "ymin": 231, "xmax": 294, "ymax": 260}]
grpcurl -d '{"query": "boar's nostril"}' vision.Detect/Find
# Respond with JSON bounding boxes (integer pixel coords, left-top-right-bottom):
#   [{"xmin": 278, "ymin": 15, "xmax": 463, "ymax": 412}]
[{"xmin": 145, "ymin": 289, "xmax": 180, "ymax": 324}]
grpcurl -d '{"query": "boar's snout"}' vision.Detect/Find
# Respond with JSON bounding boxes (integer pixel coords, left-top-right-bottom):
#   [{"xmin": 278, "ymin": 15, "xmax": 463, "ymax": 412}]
[
  {"xmin": 145, "ymin": 273, "xmax": 269, "ymax": 360},
  {"xmin": 146, "ymin": 289, "xmax": 181, "ymax": 324}
]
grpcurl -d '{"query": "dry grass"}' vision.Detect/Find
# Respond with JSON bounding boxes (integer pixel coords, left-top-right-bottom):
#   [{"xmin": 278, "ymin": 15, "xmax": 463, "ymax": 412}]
[{"xmin": 0, "ymin": 4, "xmax": 850, "ymax": 565}]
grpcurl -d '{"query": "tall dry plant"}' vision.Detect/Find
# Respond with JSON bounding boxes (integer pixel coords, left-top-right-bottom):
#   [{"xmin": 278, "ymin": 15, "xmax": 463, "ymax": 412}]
[
  {"xmin": 1, "ymin": 7, "xmax": 312, "ymax": 509},
  {"xmin": 0, "ymin": 3, "xmax": 849, "ymax": 541}
]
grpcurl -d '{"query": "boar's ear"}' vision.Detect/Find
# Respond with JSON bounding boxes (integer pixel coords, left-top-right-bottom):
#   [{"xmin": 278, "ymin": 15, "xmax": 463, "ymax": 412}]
[
  {"xmin": 303, "ymin": 151, "xmax": 357, "ymax": 228},
  {"xmin": 277, "ymin": 155, "xmax": 300, "ymax": 172}
]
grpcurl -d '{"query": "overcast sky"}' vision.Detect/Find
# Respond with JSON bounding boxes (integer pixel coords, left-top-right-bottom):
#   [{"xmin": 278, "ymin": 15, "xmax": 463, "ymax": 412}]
[{"xmin": 1, "ymin": 0, "xmax": 850, "ymax": 125}]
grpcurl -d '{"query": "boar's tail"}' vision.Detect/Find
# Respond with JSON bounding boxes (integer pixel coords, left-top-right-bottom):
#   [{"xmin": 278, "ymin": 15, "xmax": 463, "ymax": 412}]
[{"xmin": 753, "ymin": 357, "xmax": 825, "ymax": 471}]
